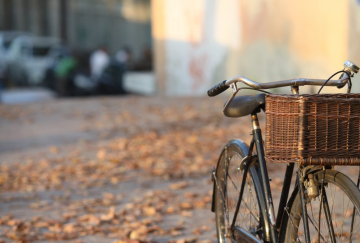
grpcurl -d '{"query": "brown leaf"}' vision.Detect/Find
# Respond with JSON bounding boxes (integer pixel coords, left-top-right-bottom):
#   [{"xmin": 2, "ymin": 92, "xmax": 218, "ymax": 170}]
[
  {"xmin": 97, "ymin": 149, "xmax": 107, "ymax": 160},
  {"xmin": 165, "ymin": 206, "xmax": 176, "ymax": 214},
  {"xmin": 180, "ymin": 202, "xmax": 193, "ymax": 210},
  {"xmin": 77, "ymin": 214, "xmax": 101, "ymax": 226},
  {"xmin": 129, "ymin": 230, "xmax": 140, "ymax": 239},
  {"xmin": 48, "ymin": 223, "xmax": 62, "ymax": 233},
  {"xmin": 63, "ymin": 222, "xmax": 82, "ymax": 233},
  {"xmin": 169, "ymin": 181, "xmax": 189, "ymax": 190},
  {"xmin": 180, "ymin": 211, "xmax": 193, "ymax": 217},
  {"xmin": 143, "ymin": 206, "xmax": 156, "ymax": 216},
  {"xmin": 100, "ymin": 206, "xmax": 115, "ymax": 221},
  {"xmin": 7, "ymin": 219, "xmax": 21, "ymax": 226},
  {"xmin": 193, "ymin": 228, "xmax": 202, "ymax": 235},
  {"xmin": 34, "ymin": 221, "xmax": 49, "ymax": 228}
]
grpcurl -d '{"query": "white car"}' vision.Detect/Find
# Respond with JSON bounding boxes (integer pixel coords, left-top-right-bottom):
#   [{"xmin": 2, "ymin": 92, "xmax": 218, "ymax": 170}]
[
  {"xmin": 0, "ymin": 31, "xmax": 30, "ymax": 81},
  {"xmin": 5, "ymin": 36, "xmax": 61, "ymax": 86}
]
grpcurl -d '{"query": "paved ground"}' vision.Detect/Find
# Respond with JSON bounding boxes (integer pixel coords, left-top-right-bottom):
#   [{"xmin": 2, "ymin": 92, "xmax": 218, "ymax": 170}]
[
  {"xmin": 0, "ymin": 95, "xmax": 240, "ymax": 243},
  {"xmin": 0, "ymin": 95, "xmax": 358, "ymax": 243},
  {"xmin": 1, "ymin": 88, "xmax": 55, "ymax": 105}
]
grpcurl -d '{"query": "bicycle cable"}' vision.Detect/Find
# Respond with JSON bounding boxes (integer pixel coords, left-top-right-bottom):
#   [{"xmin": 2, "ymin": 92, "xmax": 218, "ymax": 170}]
[{"xmin": 317, "ymin": 70, "xmax": 352, "ymax": 94}]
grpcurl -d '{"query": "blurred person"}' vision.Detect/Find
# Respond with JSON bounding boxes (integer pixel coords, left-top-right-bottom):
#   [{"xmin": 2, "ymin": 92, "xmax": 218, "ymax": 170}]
[
  {"xmin": 115, "ymin": 49, "xmax": 129, "ymax": 65},
  {"xmin": 97, "ymin": 48, "xmax": 129, "ymax": 95},
  {"xmin": 119, "ymin": 47, "xmax": 134, "ymax": 70},
  {"xmin": 55, "ymin": 54, "xmax": 78, "ymax": 96},
  {"xmin": 90, "ymin": 46, "xmax": 110, "ymax": 82},
  {"xmin": 55, "ymin": 51, "xmax": 98, "ymax": 96},
  {"xmin": 133, "ymin": 47, "xmax": 153, "ymax": 71},
  {"xmin": 43, "ymin": 46, "xmax": 72, "ymax": 90}
]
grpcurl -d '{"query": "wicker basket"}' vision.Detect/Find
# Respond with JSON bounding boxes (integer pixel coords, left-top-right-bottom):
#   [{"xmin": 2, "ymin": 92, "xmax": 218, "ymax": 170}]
[{"xmin": 265, "ymin": 94, "xmax": 360, "ymax": 166}]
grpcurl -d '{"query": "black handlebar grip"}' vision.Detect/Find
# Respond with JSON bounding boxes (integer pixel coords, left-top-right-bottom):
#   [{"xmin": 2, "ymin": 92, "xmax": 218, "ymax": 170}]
[{"xmin": 207, "ymin": 80, "xmax": 229, "ymax": 97}]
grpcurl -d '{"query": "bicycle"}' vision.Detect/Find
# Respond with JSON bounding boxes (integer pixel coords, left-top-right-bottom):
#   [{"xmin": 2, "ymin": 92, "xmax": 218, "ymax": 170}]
[{"xmin": 208, "ymin": 60, "xmax": 360, "ymax": 242}]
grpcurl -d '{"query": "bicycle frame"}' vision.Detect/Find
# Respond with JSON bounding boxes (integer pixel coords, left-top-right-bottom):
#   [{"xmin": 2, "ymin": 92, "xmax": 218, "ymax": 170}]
[
  {"xmin": 233, "ymin": 106, "xmax": 342, "ymax": 242},
  {"xmin": 231, "ymin": 87, "xmax": 302, "ymax": 242},
  {"xmin": 232, "ymin": 86, "xmax": 310, "ymax": 242},
  {"xmin": 251, "ymin": 112, "xmax": 278, "ymax": 242},
  {"xmin": 232, "ymin": 112, "xmax": 300, "ymax": 243}
]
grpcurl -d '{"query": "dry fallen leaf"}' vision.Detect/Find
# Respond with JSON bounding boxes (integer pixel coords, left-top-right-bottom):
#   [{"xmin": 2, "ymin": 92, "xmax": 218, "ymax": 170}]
[
  {"xmin": 100, "ymin": 206, "xmax": 115, "ymax": 221},
  {"xmin": 169, "ymin": 181, "xmax": 189, "ymax": 190},
  {"xmin": 143, "ymin": 206, "xmax": 156, "ymax": 216}
]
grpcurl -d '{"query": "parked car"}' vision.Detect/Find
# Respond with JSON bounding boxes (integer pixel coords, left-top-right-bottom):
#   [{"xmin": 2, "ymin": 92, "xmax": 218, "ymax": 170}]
[
  {"xmin": 0, "ymin": 31, "xmax": 30, "ymax": 86},
  {"xmin": 5, "ymin": 36, "xmax": 61, "ymax": 86}
]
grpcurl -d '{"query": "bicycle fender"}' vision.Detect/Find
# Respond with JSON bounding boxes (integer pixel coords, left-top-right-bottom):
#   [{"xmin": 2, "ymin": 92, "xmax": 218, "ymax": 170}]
[{"xmin": 211, "ymin": 139, "xmax": 249, "ymax": 212}]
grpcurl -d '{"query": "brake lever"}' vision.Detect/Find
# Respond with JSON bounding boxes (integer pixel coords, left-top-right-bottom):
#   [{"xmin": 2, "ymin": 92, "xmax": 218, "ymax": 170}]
[{"xmin": 222, "ymin": 83, "xmax": 239, "ymax": 113}]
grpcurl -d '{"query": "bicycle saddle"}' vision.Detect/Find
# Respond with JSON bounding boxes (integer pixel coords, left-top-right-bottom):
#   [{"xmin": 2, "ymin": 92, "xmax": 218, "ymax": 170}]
[{"xmin": 223, "ymin": 93, "xmax": 265, "ymax": 117}]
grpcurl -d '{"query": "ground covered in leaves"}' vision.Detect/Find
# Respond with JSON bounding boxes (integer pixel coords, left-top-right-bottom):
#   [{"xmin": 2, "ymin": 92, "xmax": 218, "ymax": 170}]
[{"xmin": 1, "ymin": 95, "xmax": 357, "ymax": 243}]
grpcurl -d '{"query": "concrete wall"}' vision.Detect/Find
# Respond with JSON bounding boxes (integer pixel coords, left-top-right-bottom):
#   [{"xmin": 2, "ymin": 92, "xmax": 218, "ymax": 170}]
[
  {"xmin": 152, "ymin": 0, "xmax": 233, "ymax": 95},
  {"xmin": 152, "ymin": 0, "xmax": 360, "ymax": 96}
]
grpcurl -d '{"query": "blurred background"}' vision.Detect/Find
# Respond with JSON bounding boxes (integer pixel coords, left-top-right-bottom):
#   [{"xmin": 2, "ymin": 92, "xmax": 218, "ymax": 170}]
[
  {"xmin": 2, "ymin": 1, "xmax": 360, "ymax": 242},
  {"xmin": 0, "ymin": 0, "xmax": 153, "ymax": 103},
  {"xmin": 1, "ymin": 0, "xmax": 360, "ymax": 102}
]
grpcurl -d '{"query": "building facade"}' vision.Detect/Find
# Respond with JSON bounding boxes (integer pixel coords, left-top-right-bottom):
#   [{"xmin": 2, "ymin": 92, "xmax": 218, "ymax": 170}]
[
  {"xmin": 152, "ymin": 0, "xmax": 360, "ymax": 95},
  {"xmin": 2, "ymin": 0, "xmax": 360, "ymax": 96},
  {"xmin": 0, "ymin": 0, "xmax": 152, "ymax": 60}
]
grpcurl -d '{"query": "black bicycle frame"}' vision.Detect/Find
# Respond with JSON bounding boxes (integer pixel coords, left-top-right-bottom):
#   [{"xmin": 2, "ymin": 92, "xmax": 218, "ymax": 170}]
[
  {"xmin": 230, "ymin": 112, "xmax": 308, "ymax": 243},
  {"xmin": 251, "ymin": 113, "xmax": 278, "ymax": 242}
]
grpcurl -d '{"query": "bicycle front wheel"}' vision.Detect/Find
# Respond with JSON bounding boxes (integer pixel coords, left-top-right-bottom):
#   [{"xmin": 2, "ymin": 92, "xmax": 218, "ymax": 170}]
[
  {"xmin": 282, "ymin": 169, "xmax": 360, "ymax": 242},
  {"xmin": 214, "ymin": 140, "xmax": 265, "ymax": 242}
]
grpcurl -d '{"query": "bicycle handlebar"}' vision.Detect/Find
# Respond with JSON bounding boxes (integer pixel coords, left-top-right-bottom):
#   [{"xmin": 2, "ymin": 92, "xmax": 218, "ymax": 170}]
[
  {"xmin": 207, "ymin": 73, "xmax": 350, "ymax": 97},
  {"xmin": 207, "ymin": 80, "xmax": 229, "ymax": 97}
]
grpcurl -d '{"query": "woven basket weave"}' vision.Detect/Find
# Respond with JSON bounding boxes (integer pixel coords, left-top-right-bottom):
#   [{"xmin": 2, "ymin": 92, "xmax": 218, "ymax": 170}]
[{"xmin": 265, "ymin": 94, "xmax": 360, "ymax": 166}]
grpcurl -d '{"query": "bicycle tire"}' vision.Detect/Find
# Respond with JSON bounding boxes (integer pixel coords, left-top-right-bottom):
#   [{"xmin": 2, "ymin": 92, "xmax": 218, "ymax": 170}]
[
  {"xmin": 281, "ymin": 169, "xmax": 360, "ymax": 242},
  {"xmin": 214, "ymin": 140, "xmax": 266, "ymax": 242}
]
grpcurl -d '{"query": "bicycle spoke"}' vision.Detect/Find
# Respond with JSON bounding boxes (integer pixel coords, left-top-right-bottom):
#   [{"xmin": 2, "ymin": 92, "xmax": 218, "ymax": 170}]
[
  {"xmin": 227, "ymin": 168, "xmax": 260, "ymax": 225},
  {"xmin": 241, "ymin": 200, "xmax": 260, "ymax": 223},
  {"xmin": 308, "ymin": 200, "xmax": 319, "ymax": 234},
  {"xmin": 227, "ymin": 173, "xmax": 239, "ymax": 192},
  {"xmin": 329, "ymin": 182, "xmax": 339, "ymax": 242},
  {"xmin": 318, "ymin": 185, "xmax": 323, "ymax": 243},
  {"xmin": 285, "ymin": 206, "xmax": 301, "ymax": 243},
  {"xmin": 340, "ymin": 196, "xmax": 351, "ymax": 241},
  {"xmin": 248, "ymin": 180, "xmax": 259, "ymax": 221},
  {"xmin": 306, "ymin": 213, "xmax": 327, "ymax": 242},
  {"xmin": 349, "ymin": 207, "xmax": 358, "ymax": 243},
  {"xmin": 344, "ymin": 221, "xmax": 360, "ymax": 242},
  {"xmin": 321, "ymin": 186, "xmax": 336, "ymax": 243}
]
